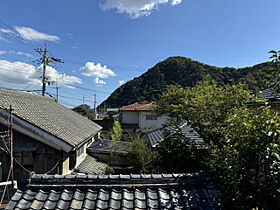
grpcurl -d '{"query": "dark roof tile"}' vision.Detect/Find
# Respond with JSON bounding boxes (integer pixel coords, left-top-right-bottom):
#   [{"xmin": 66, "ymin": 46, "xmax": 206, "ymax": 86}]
[
  {"xmin": 110, "ymin": 190, "xmax": 122, "ymax": 200},
  {"xmin": 60, "ymin": 190, "xmax": 73, "ymax": 201},
  {"xmin": 69, "ymin": 199, "xmax": 83, "ymax": 209},
  {"xmin": 56, "ymin": 200, "xmax": 70, "ymax": 209},
  {"xmin": 5, "ymin": 200, "xmax": 17, "ymax": 209},
  {"xmin": 135, "ymin": 198, "xmax": 146, "ymax": 209},
  {"xmin": 30, "ymin": 199, "xmax": 45, "ymax": 209},
  {"xmin": 97, "ymin": 189, "xmax": 109, "ymax": 201},
  {"xmin": 43, "ymin": 200, "xmax": 56, "ymax": 209},
  {"xmin": 85, "ymin": 190, "xmax": 98, "ymax": 201},
  {"xmin": 73, "ymin": 190, "xmax": 85, "ymax": 201},
  {"xmin": 47, "ymin": 191, "xmax": 61, "ymax": 202},
  {"xmin": 6, "ymin": 172, "xmax": 224, "ymax": 210},
  {"xmin": 134, "ymin": 189, "xmax": 146, "ymax": 200},
  {"xmin": 147, "ymin": 189, "xmax": 158, "ymax": 200},
  {"xmin": 82, "ymin": 199, "xmax": 96, "ymax": 209},
  {"xmin": 95, "ymin": 199, "xmax": 108, "ymax": 209},
  {"xmin": 35, "ymin": 190, "xmax": 48, "ymax": 202},
  {"xmin": 122, "ymin": 199, "xmax": 134, "ymax": 208},
  {"xmin": 123, "ymin": 189, "xmax": 134, "ymax": 200},
  {"xmin": 109, "ymin": 198, "xmax": 121, "ymax": 209}
]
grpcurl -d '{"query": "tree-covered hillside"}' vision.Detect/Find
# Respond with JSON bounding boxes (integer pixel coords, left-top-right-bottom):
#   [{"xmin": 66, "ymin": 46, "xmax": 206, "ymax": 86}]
[{"xmin": 99, "ymin": 56, "xmax": 273, "ymax": 108}]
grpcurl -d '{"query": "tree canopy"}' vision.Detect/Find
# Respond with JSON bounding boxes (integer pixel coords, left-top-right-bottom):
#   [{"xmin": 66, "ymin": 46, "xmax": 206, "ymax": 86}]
[{"xmin": 99, "ymin": 56, "xmax": 273, "ymax": 109}]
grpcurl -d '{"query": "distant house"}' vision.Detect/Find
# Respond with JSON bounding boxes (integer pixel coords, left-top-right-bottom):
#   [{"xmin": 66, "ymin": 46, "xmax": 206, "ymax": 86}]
[
  {"xmin": 6, "ymin": 172, "xmax": 224, "ymax": 209},
  {"xmin": 247, "ymin": 88, "xmax": 280, "ymax": 110},
  {"xmin": 147, "ymin": 122, "xmax": 205, "ymax": 148},
  {"xmin": 119, "ymin": 103, "xmax": 169, "ymax": 131},
  {"xmin": 0, "ymin": 89, "xmax": 106, "ymax": 185},
  {"xmin": 87, "ymin": 139, "xmax": 132, "ymax": 172}
]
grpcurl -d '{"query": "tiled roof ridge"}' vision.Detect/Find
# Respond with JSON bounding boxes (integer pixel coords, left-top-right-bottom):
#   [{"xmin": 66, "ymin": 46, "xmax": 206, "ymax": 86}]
[
  {"xmin": 0, "ymin": 88, "xmax": 55, "ymax": 101},
  {"xmin": 28, "ymin": 172, "xmax": 208, "ymax": 189},
  {"xmin": 120, "ymin": 102, "xmax": 154, "ymax": 111}
]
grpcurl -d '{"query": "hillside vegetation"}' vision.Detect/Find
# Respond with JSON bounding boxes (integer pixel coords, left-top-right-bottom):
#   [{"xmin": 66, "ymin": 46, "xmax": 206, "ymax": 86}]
[{"xmin": 99, "ymin": 56, "xmax": 273, "ymax": 108}]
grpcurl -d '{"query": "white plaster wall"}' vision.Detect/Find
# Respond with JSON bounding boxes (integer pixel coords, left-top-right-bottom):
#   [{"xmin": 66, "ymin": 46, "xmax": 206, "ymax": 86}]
[
  {"xmin": 121, "ymin": 112, "xmax": 139, "ymax": 124},
  {"xmin": 139, "ymin": 112, "xmax": 169, "ymax": 129}
]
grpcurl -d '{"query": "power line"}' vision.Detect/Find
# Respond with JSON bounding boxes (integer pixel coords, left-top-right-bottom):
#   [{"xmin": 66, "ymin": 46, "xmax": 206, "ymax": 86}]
[{"xmin": 0, "ymin": 20, "xmax": 42, "ymax": 51}]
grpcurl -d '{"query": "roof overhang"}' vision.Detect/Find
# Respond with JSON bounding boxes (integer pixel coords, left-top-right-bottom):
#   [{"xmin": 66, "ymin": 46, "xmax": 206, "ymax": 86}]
[{"xmin": 0, "ymin": 109, "xmax": 73, "ymax": 152}]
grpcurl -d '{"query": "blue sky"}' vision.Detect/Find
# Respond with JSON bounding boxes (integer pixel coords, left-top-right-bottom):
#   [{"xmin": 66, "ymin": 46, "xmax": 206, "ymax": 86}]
[{"xmin": 0, "ymin": 0, "xmax": 280, "ymax": 108}]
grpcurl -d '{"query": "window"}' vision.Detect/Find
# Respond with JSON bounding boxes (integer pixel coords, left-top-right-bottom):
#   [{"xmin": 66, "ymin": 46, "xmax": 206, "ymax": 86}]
[
  {"xmin": 76, "ymin": 145, "xmax": 85, "ymax": 164},
  {"xmin": 146, "ymin": 115, "xmax": 157, "ymax": 120}
]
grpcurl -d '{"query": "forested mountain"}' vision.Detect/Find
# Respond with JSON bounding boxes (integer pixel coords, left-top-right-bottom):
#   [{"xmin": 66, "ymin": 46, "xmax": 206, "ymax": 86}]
[{"xmin": 99, "ymin": 56, "xmax": 273, "ymax": 108}]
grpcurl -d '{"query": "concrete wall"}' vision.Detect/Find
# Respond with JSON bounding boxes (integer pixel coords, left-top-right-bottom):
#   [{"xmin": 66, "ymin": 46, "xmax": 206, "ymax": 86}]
[
  {"xmin": 121, "ymin": 112, "xmax": 139, "ymax": 124},
  {"xmin": 139, "ymin": 112, "xmax": 169, "ymax": 130}
]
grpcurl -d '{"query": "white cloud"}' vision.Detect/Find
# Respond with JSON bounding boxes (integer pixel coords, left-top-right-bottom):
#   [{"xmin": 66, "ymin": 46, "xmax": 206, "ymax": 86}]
[
  {"xmin": 0, "ymin": 59, "xmax": 81, "ymax": 89},
  {"xmin": 66, "ymin": 32, "xmax": 74, "ymax": 39},
  {"xmin": 80, "ymin": 62, "xmax": 116, "ymax": 79},
  {"xmin": 119, "ymin": 80, "xmax": 125, "ymax": 85},
  {"xmin": 17, "ymin": 51, "xmax": 34, "ymax": 58},
  {"xmin": 171, "ymin": 0, "xmax": 182, "ymax": 5},
  {"xmin": 101, "ymin": 0, "xmax": 182, "ymax": 19},
  {"xmin": 0, "ymin": 50, "xmax": 6, "ymax": 55},
  {"xmin": 0, "ymin": 26, "xmax": 60, "ymax": 42},
  {"xmin": 14, "ymin": 26, "xmax": 60, "ymax": 42},
  {"xmin": 94, "ymin": 78, "xmax": 106, "ymax": 85}
]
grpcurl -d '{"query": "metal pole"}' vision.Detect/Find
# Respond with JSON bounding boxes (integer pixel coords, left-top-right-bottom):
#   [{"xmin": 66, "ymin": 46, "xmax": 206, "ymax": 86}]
[
  {"xmin": 94, "ymin": 93, "xmax": 96, "ymax": 119},
  {"xmin": 42, "ymin": 43, "xmax": 48, "ymax": 96},
  {"xmin": 9, "ymin": 105, "xmax": 14, "ymax": 187}
]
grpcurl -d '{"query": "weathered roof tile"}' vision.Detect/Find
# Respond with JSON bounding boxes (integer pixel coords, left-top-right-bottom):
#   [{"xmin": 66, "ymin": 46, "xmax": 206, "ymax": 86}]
[
  {"xmin": 6, "ymin": 172, "xmax": 224, "ymax": 210},
  {"xmin": 0, "ymin": 89, "xmax": 102, "ymax": 147}
]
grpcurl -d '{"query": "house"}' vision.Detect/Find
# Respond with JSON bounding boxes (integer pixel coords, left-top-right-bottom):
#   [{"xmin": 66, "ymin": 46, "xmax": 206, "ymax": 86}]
[
  {"xmin": 5, "ymin": 172, "xmax": 224, "ymax": 209},
  {"xmin": 119, "ymin": 103, "xmax": 169, "ymax": 131},
  {"xmin": 246, "ymin": 88, "xmax": 280, "ymax": 112},
  {"xmin": 147, "ymin": 122, "xmax": 205, "ymax": 148},
  {"xmin": 87, "ymin": 139, "xmax": 132, "ymax": 172},
  {"xmin": 0, "ymin": 89, "xmax": 107, "ymax": 185}
]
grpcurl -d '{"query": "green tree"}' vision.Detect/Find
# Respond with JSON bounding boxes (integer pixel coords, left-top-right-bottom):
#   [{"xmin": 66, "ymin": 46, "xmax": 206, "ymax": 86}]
[
  {"xmin": 267, "ymin": 50, "xmax": 280, "ymax": 92},
  {"xmin": 109, "ymin": 121, "xmax": 123, "ymax": 166},
  {"xmin": 155, "ymin": 78, "xmax": 254, "ymax": 145},
  {"xmin": 126, "ymin": 136, "xmax": 158, "ymax": 173},
  {"xmin": 155, "ymin": 124, "xmax": 206, "ymax": 173},
  {"xmin": 111, "ymin": 121, "xmax": 122, "ymax": 142},
  {"xmin": 209, "ymin": 106, "xmax": 280, "ymax": 209}
]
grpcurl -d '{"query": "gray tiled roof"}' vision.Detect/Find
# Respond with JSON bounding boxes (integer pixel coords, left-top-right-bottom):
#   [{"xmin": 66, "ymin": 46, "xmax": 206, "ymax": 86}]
[
  {"xmin": 87, "ymin": 139, "xmax": 131, "ymax": 154},
  {"xmin": 0, "ymin": 89, "xmax": 102, "ymax": 147},
  {"xmin": 74, "ymin": 155, "xmax": 107, "ymax": 174},
  {"xmin": 148, "ymin": 122, "xmax": 204, "ymax": 148},
  {"xmin": 259, "ymin": 88, "xmax": 280, "ymax": 101},
  {"xmin": 6, "ymin": 172, "xmax": 223, "ymax": 209}
]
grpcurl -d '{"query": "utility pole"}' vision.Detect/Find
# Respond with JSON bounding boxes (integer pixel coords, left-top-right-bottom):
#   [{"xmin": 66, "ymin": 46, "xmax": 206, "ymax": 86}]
[
  {"xmin": 42, "ymin": 43, "xmax": 47, "ymax": 96},
  {"xmin": 83, "ymin": 96, "xmax": 85, "ymax": 109},
  {"xmin": 94, "ymin": 93, "xmax": 97, "ymax": 119},
  {"xmin": 56, "ymin": 85, "xmax": 59, "ymax": 102},
  {"xmin": 8, "ymin": 105, "xmax": 14, "ymax": 187},
  {"xmin": 35, "ymin": 43, "xmax": 63, "ymax": 97}
]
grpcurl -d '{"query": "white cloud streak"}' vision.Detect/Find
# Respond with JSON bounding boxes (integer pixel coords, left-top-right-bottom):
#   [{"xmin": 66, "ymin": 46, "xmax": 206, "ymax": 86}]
[
  {"xmin": 94, "ymin": 78, "xmax": 106, "ymax": 85},
  {"xmin": 0, "ymin": 50, "xmax": 6, "ymax": 55},
  {"xmin": 80, "ymin": 62, "xmax": 116, "ymax": 79},
  {"xmin": 119, "ymin": 80, "xmax": 125, "ymax": 85},
  {"xmin": 14, "ymin": 26, "xmax": 60, "ymax": 42},
  {"xmin": 0, "ymin": 59, "xmax": 81, "ymax": 89},
  {"xmin": 101, "ymin": 0, "xmax": 182, "ymax": 19},
  {"xmin": 0, "ymin": 26, "xmax": 60, "ymax": 42},
  {"xmin": 17, "ymin": 51, "xmax": 34, "ymax": 58}
]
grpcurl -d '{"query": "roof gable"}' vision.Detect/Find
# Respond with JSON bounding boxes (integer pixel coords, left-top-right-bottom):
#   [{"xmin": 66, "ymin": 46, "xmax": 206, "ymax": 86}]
[{"xmin": 0, "ymin": 89, "xmax": 102, "ymax": 147}]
